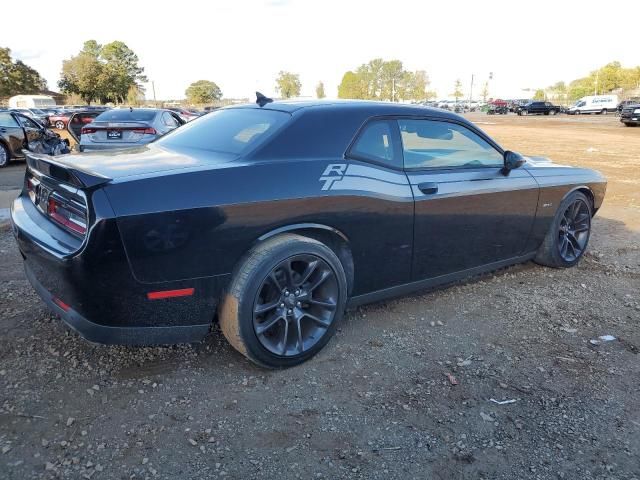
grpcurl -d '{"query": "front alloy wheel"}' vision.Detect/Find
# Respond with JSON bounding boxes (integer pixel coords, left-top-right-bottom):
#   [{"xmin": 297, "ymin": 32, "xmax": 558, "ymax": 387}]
[
  {"xmin": 558, "ymin": 199, "xmax": 591, "ymax": 262},
  {"xmin": 0, "ymin": 143, "xmax": 9, "ymax": 167}
]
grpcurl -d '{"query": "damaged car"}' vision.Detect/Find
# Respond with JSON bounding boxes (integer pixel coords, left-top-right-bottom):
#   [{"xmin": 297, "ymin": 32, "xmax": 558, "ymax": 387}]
[
  {"xmin": 0, "ymin": 110, "xmax": 69, "ymax": 167},
  {"xmin": 11, "ymin": 97, "xmax": 607, "ymax": 368}
]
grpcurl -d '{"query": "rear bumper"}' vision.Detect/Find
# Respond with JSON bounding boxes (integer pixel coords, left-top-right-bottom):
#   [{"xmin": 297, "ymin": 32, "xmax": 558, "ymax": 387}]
[
  {"xmin": 24, "ymin": 262, "xmax": 210, "ymax": 345},
  {"xmin": 11, "ymin": 193, "xmax": 226, "ymax": 345}
]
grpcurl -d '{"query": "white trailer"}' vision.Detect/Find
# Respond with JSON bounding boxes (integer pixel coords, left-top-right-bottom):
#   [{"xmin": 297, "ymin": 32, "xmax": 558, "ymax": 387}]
[{"xmin": 8, "ymin": 95, "xmax": 56, "ymax": 109}]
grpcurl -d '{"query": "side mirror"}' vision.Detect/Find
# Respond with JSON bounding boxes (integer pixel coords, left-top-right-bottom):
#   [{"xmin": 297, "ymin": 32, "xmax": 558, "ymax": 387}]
[{"xmin": 502, "ymin": 150, "xmax": 526, "ymax": 175}]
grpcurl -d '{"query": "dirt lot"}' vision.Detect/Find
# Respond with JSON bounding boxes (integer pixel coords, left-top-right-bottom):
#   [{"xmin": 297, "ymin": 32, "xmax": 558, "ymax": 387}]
[{"xmin": 1, "ymin": 114, "xmax": 639, "ymax": 480}]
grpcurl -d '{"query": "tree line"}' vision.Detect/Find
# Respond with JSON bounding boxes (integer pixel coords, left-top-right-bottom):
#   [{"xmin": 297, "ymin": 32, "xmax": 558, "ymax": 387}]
[
  {"xmin": 337, "ymin": 59, "xmax": 435, "ymax": 102},
  {"xmin": 0, "ymin": 47, "xmax": 48, "ymax": 97},
  {"xmin": 538, "ymin": 62, "xmax": 640, "ymax": 103},
  {"xmin": 4, "ymin": 43, "xmax": 639, "ymax": 106}
]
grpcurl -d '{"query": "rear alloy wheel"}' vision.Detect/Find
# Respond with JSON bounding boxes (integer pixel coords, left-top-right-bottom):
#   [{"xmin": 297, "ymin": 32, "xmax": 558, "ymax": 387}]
[
  {"xmin": 219, "ymin": 234, "xmax": 347, "ymax": 368},
  {"xmin": 550, "ymin": 109, "xmax": 557, "ymax": 115},
  {"xmin": 252, "ymin": 254, "xmax": 338, "ymax": 357},
  {"xmin": 535, "ymin": 191, "xmax": 592, "ymax": 268},
  {"xmin": 601, "ymin": 109, "xmax": 607, "ymax": 115},
  {"xmin": 55, "ymin": 121, "xmax": 65, "ymax": 130},
  {"xmin": 0, "ymin": 143, "xmax": 9, "ymax": 168}
]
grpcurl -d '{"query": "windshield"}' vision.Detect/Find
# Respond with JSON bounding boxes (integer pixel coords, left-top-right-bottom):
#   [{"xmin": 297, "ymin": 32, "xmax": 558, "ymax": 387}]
[
  {"xmin": 156, "ymin": 108, "xmax": 290, "ymax": 156},
  {"xmin": 94, "ymin": 109, "xmax": 157, "ymax": 122}
]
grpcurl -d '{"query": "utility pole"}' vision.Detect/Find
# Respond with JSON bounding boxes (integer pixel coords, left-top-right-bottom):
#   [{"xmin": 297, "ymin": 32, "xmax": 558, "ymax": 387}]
[
  {"xmin": 468, "ymin": 74, "xmax": 474, "ymax": 110},
  {"xmin": 152, "ymin": 81, "xmax": 157, "ymax": 107},
  {"xmin": 392, "ymin": 78, "xmax": 396, "ymax": 102},
  {"xmin": 594, "ymin": 71, "xmax": 599, "ymax": 96}
]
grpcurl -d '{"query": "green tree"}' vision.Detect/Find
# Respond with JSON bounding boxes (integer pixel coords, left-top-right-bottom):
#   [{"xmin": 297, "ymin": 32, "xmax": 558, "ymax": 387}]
[
  {"xmin": 380, "ymin": 59, "xmax": 404, "ymax": 101},
  {"xmin": 126, "ymin": 84, "xmax": 144, "ymax": 106},
  {"xmin": 58, "ymin": 40, "xmax": 147, "ymax": 104},
  {"xmin": 315, "ymin": 81, "xmax": 326, "ymax": 99},
  {"xmin": 0, "ymin": 47, "xmax": 47, "ymax": 97},
  {"xmin": 451, "ymin": 79, "xmax": 463, "ymax": 102},
  {"xmin": 337, "ymin": 71, "xmax": 364, "ymax": 99},
  {"xmin": 533, "ymin": 89, "xmax": 545, "ymax": 100},
  {"xmin": 185, "ymin": 80, "xmax": 223, "ymax": 104},
  {"xmin": 480, "ymin": 81, "xmax": 489, "ymax": 102},
  {"xmin": 275, "ymin": 71, "xmax": 301, "ymax": 99},
  {"xmin": 402, "ymin": 70, "xmax": 435, "ymax": 102},
  {"xmin": 337, "ymin": 59, "xmax": 433, "ymax": 102}
]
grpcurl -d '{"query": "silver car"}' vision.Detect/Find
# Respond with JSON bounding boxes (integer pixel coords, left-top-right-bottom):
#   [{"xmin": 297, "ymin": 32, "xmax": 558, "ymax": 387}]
[{"xmin": 78, "ymin": 108, "xmax": 185, "ymax": 152}]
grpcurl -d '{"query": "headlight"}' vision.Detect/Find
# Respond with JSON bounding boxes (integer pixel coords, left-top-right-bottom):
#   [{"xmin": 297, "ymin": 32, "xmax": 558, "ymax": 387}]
[{"xmin": 634, "ymin": 108, "xmax": 640, "ymax": 114}]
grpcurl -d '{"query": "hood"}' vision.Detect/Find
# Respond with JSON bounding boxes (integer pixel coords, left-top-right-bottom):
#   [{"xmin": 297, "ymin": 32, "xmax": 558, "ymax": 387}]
[{"xmin": 52, "ymin": 144, "xmax": 237, "ymax": 183}]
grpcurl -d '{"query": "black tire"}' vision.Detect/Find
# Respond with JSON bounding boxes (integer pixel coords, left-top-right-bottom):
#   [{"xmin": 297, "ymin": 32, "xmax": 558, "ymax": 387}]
[
  {"xmin": 0, "ymin": 142, "xmax": 9, "ymax": 168},
  {"xmin": 219, "ymin": 234, "xmax": 348, "ymax": 368},
  {"xmin": 534, "ymin": 191, "xmax": 593, "ymax": 268}
]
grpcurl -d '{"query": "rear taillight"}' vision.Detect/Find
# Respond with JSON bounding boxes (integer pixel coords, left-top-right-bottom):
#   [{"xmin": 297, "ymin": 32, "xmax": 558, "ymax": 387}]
[
  {"xmin": 132, "ymin": 127, "xmax": 156, "ymax": 135},
  {"xmin": 81, "ymin": 127, "xmax": 97, "ymax": 134},
  {"xmin": 47, "ymin": 196, "xmax": 87, "ymax": 236}
]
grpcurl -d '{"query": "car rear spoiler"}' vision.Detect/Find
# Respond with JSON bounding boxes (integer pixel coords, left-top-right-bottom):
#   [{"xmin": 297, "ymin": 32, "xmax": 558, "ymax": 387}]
[{"xmin": 24, "ymin": 151, "xmax": 111, "ymax": 189}]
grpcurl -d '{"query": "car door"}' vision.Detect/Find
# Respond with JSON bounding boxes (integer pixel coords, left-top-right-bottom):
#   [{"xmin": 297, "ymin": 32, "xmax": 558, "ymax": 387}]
[
  {"xmin": 398, "ymin": 118, "xmax": 539, "ymax": 280},
  {"xmin": 16, "ymin": 114, "xmax": 44, "ymax": 145},
  {"xmin": 0, "ymin": 112, "xmax": 26, "ymax": 156},
  {"xmin": 161, "ymin": 111, "xmax": 181, "ymax": 134}
]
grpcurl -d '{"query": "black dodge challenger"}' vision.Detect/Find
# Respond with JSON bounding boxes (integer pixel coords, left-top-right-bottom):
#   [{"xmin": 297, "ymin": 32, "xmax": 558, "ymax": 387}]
[{"xmin": 10, "ymin": 98, "xmax": 607, "ymax": 368}]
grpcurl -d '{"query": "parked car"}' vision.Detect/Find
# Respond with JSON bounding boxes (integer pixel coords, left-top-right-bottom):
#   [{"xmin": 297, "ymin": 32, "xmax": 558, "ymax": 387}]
[
  {"xmin": 48, "ymin": 110, "xmax": 74, "ymax": 130},
  {"xmin": 567, "ymin": 95, "xmax": 619, "ymax": 115},
  {"xmin": 487, "ymin": 99, "xmax": 509, "ymax": 115},
  {"xmin": 78, "ymin": 108, "xmax": 185, "ymax": 151},
  {"xmin": 10, "ymin": 107, "xmax": 51, "ymax": 125},
  {"xmin": 617, "ymin": 98, "xmax": 640, "ymax": 114},
  {"xmin": 0, "ymin": 111, "xmax": 68, "ymax": 167},
  {"xmin": 619, "ymin": 102, "xmax": 640, "ymax": 127},
  {"xmin": 10, "ymin": 98, "xmax": 606, "ymax": 368},
  {"xmin": 167, "ymin": 107, "xmax": 200, "ymax": 122},
  {"xmin": 517, "ymin": 101, "xmax": 561, "ymax": 116}
]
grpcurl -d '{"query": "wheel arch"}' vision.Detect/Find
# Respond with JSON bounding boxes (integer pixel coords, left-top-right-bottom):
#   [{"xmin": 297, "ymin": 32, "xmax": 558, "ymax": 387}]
[
  {"xmin": 0, "ymin": 138, "xmax": 11, "ymax": 159},
  {"xmin": 256, "ymin": 223, "xmax": 355, "ymax": 295},
  {"xmin": 562, "ymin": 186, "xmax": 596, "ymax": 215}
]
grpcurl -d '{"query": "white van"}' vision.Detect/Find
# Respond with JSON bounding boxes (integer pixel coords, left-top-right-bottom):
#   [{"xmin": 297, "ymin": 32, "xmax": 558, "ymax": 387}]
[
  {"xmin": 8, "ymin": 95, "xmax": 56, "ymax": 109},
  {"xmin": 568, "ymin": 95, "xmax": 619, "ymax": 115}
]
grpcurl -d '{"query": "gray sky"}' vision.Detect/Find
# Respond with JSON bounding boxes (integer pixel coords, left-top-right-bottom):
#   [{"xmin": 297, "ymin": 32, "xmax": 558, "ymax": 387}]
[{"xmin": 2, "ymin": 0, "xmax": 638, "ymax": 100}]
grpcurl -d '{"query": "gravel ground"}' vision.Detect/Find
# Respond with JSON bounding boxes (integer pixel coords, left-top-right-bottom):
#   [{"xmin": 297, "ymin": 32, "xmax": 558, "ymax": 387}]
[{"xmin": 1, "ymin": 114, "xmax": 639, "ymax": 479}]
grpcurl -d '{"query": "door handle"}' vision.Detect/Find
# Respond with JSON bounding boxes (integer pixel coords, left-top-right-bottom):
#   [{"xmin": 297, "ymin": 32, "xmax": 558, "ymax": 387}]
[
  {"xmin": 0, "ymin": 128, "xmax": 6, "ymax": 133},
  {"xmin": 418, "ymin": 182, "xmax": 438, "ymax": 194}
]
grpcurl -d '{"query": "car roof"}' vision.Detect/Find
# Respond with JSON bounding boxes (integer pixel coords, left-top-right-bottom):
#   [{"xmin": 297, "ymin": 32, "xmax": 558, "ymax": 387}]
[{"xmin": 230, "ymin": 99, "xmax": 464, "ymax": 120}]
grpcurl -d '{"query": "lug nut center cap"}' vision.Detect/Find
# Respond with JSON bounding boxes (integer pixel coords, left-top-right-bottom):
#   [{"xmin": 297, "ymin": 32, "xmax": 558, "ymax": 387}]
[{"xmin": 284, "ymin": 294, "xmax": 296, "ymax": 308}]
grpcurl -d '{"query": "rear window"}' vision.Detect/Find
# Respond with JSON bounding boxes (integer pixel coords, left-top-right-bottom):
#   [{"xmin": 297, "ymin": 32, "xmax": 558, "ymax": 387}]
[
  {"xmin": 156, "ymin": 108, "xmax": 290, "ymax": 156},
  {"xmin": 94, "ymin": 109, "xmax": 157, "ymax": 122}
]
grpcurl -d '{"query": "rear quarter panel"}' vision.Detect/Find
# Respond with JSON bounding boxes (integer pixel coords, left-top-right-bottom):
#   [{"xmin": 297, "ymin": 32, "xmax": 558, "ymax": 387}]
[{"xmin": 104, "ymin": 158, "xmax": 414, "ymax": 296}]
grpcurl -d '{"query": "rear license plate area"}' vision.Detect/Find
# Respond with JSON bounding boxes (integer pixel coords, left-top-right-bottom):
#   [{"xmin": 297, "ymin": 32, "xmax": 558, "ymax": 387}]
[{"xmin": 107, "ymin": 130, "xmax": 122, "ymax": 140}]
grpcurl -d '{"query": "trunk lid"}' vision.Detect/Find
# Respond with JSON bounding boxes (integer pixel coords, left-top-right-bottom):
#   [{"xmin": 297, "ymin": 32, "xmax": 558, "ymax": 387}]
[
  {"xmin": 82, "ymin": 121, "xmax": 155, "ymax": 144},
  {"xmin": 30, "ymin": 144, "xmax": 236, "ymax": 182}
]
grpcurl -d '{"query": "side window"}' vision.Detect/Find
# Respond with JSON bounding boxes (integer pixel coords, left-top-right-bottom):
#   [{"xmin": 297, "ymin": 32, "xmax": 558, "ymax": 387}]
[
  {"xmin": 398, "ymin": 119, "xmax": 503, "ymax": 170},
  {"xmin": 162, "ymin": 112, "xmax": 178, "ymax": 128},
  {"xmin": 348, "ymin": 120, "xmax": 400, "ymax": 169},
  {"xmin": 17, "ymin": 115, "xmax": 39, "ymax": 128},
  {"xmin": 0, "ymin": 112, "xmax": 19, "ymax": 127}
]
